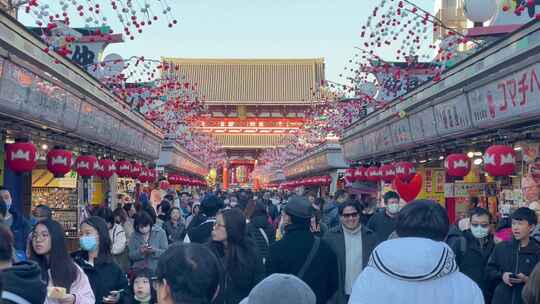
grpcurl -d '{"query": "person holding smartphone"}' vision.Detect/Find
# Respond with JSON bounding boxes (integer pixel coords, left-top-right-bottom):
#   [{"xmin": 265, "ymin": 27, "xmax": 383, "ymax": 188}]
[{"xmin": 486, "ymin": 207, "xmax": 540, "ymax": 304}]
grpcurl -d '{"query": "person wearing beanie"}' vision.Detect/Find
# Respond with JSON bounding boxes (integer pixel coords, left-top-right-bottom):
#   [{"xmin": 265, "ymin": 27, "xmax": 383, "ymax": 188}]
[
  {"xmin": 0, "ymin": 224, "xmax": 47, "ymax": 304},
  {"xmin": 266, "ymin": 196, "xmax": 338, "ymax": 304},
  {"xmin": 185, "ymin": 195, "xmax": 224, "ymax": 244},
  {"xmin": 240, "ymin": 274, "xmax": 316, "ymax": 304}
]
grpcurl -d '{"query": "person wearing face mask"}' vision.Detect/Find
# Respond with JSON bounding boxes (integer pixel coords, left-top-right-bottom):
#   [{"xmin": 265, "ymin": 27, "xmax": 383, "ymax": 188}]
[
  {"xmin": 72, "ymin": 216, "xmax": 128, "ymax": 304},
  {"xmin": 1, "ymin": 189, "xmax": 31, "ymax": 262},
  {"xmin": 128, "ymin": 211, "xmax": 168, "ymax": 272},
  {"xmin": 367, "ymin": 191, "xmax": 401, "ymax": 241},
  {"xmin": 459, "ymin": 208, "xmax": 495, "ymax": 303}
]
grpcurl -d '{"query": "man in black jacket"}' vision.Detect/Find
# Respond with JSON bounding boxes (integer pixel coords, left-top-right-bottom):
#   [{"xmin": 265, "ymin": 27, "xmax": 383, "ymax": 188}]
[
  {"xmin": 486, "ymin": 207, "xmax": 540, "ymax": 304},
  {"xmin": 186, "ymin": 195, "xmax": 224, "ymax": 243},
  {"xmin": 323, "ymin": 200, "xmax": 379, "ymax": 304},
  {"xmin": 367, "ymin": 191, "xmax": 401, "ymax": 241},
  {"xmin": 459, "ymin": 207, "xmax": 496, "ymax": 303},
  {"xmin": 267, "ymin": 196, "xmax": 338, "ymax": 304}
]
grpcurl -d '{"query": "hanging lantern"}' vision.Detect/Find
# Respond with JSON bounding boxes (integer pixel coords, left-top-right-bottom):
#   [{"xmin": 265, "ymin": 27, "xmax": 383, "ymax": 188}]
[
  {"xmin": 484, "ymin": 145, "xmax": 517, "ymax": 176},
  {"xmin": 116, "ymin": 160, "xmax": 132, "ymax": 178},
  {"xmin": 138, "ymin": 167, "xmax": 149, "ymax": 183},
  {"xmin": 345, "ymin": 168, "xmax": 355, "ymax": 183},
  {"xmin": 96, "ymin": 159, "xmax": 115, "ymax": 179},
  {"xmin": 130, "ymin": 162, "xmax": 142, "ymax": 179},
  {"xmin": 168, "ymin": 173, "xmax": 180, "ymax": 185},
  {"xmin": 147, "ymin": 168, "xmax": 157, "ymax": 183},
  {"xmin": 354, "ymin": 166, "xmax": 367, "ymax": 182},
  {"xmin": 6, "ymin": 141, "xmax": 37, "ymax": 173},
  {"xmin": 324, "ymin": 175, "xmax": 332, "ymax": 185},
  {"xmin": 395, "ymin": 161, "xmax": 416, "ymax": 182},
  {"xmin": 159, "ymin": 179, "xmax": 170, "ymax": 190},
  {"xmin": 381, "ymin": 164, "xmax": 397, "ymax": 182},
  {"xmin": 366, "ymin": 166, "xmax": 382, "ymax": 182},
  {"xmin": 445, "ymin": 153, "xmax": 471, "ymax": 177},
  {"xmin": 46, "ymin": 147, "xmax": 72, "ymax": 177},
  {"xmin": 75, "ymin": 155, "xmax": 97, "ymax": 178},
  {"xmin": 463, "ymin": 0, "xmax": 498, "ymax": 23}
]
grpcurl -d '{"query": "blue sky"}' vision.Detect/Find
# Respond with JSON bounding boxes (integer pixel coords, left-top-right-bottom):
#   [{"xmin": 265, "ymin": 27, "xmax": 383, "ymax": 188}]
[{"xmin": 21, "ymin": 0, "xmax": 435, "ymax": 82}]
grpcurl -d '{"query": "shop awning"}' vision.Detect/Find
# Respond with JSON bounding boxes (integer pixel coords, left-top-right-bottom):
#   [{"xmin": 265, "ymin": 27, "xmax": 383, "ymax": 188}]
[{"xmin": 284, "ymin": 141, "xmax": 348, "ymax": 178}]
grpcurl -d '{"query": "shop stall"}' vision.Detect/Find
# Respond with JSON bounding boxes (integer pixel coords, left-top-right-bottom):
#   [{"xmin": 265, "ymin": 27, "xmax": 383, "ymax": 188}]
[
  {"xmin": 340, "ymin": 20, "xmax": 540, "ymax": 222},
  {"xmin": 283, "ymin": 141, "xmax": 348, "ymax": 197}
]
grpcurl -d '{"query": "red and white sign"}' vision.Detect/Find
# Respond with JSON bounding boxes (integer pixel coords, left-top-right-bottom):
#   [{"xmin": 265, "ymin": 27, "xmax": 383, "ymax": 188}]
[
  {"xmin": 484, "ymin": 145, "xmax": 516, "ymax": 176},
  {"xmin": 445, "ymin": 154, "xmax": 471, "ymax": 177}
]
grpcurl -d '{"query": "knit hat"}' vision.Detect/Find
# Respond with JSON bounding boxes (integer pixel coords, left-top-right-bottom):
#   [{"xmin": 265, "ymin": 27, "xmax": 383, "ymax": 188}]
[
  {"xmin": 284, "ymin": 196, "xmax": 313, "ymax": 219},
  {"xmin": 0, "ymin": 261, "xmax": 47, "ymax": 304},
  {"xmin": 239, "ymin": 274, "xmax": 316, "ymax": 304}
]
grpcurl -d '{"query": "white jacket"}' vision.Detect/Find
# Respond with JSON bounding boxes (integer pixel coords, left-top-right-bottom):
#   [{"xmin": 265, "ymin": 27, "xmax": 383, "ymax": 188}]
[{"xmin": 348, "ymin": 237, "xmax": 484, "ymax": 304}]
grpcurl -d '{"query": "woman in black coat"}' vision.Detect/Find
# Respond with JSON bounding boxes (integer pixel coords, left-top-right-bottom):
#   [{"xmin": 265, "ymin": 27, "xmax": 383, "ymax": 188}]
[
  {"xmin": 246, "ymin": 201, "xmax": 275, "ymax": 264},
  {"xmin": 208, "ymin": 208, "xmax": 265, "ymax": 304},
  {"xmin": 72, "ymin": 216, "xmax": 129, "ymax": 304}
]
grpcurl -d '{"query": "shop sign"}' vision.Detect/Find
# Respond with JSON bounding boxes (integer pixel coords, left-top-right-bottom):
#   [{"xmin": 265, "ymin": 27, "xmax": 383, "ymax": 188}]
[
  {"xmin": 0, "ymin": 61, "xmax": 27, "ymax": 114},
  {"xmin": 453, "ymin": 183, "xmax": 486, "ymax": 198},
  {"xmin": 21, "ymin": 76, "xmax": 67, "ymax": 127},
  {"xmin": 433, "ymin": 94, "xmax": 472, "ymax": 136},
  {"xmin": 390, "ymin": 119, "xmax": 412, "ymax": 147},
  {"xmin": 342, "ymin": 136, "xmax": 364, "ymax": 160},
  {"xmin": 63, "ymin": 92, "xmax": 82, "ymax": 130},
  {"xmin": 469, "ymin": 62, "xmax": 540, "ymax": 128},
  {"xmin": 409, "ymin": 107, "xmax": 438, "ymax": 143}
]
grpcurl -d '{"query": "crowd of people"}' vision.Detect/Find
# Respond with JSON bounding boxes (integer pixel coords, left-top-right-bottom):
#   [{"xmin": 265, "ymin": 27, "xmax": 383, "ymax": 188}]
[{"xmin": 0, "ymin": 186, "xmax": 540, "ymax": 304}]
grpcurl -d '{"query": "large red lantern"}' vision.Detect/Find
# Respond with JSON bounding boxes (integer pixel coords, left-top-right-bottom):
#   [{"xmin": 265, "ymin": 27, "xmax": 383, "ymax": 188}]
[
  {"xmin": 138, "ymin": 167, "xmax": 149, "ymax": 183},
  {"xmin": 46, "ymin": 148, "xmax": 72, "ymax": 177},
  {"xmin": 6, "ymin": 141, "xmax": 37, "ymax": 173},
  {"xmin": 130, "ymin": 162, "xmax": 142, "ymax": 179},
  {"xmin": 147, "ymin": 168, "xmax": 157, "ymax": 183},
  {"xmin": 354, "ymin": 166, "xmax": 367, "ymax": 182},
  {"xmin": 75, "ymin": 155, "xmax": 97, "ymax": 177},
  {"xmin": 381, "ymin": 164, "xmax": 396, "ymax": 183},
  {"xmin": 324, "ymin": 175, "xmax": 332, "ymax": 185},
  {"xmin": 395, "ymin": 161, "xmax": 416, "ymax": 182},
  {"xmin": 445, "ymin": 153, "xmax": 471, "ymax": 177},
  {"xmin": 116, "ymin": 160, "xmax": 132, "ymax": 178},
  {"xmin": 168, "ymin": 174, "xmax": 180, "ymax": 185},
  {"xmin": 484, "ymin": 145, "xmax": 517, "ymax": 177},
  {"xmin": 345, "ymin": 168, "xmax": 355, "ymax": 183},
  {"xmin": 96, "ymin": 159, "xmax": 115, "ymax": 179},
  {"xmin": 366, "ymin": 166, "xmax": 382, "ymax": 182}
]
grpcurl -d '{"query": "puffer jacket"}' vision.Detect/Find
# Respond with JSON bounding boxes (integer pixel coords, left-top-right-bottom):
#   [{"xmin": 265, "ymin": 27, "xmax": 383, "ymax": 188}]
[{"xmin": 247, "ymin": 215, "xmax": 275, "ymax": 262}]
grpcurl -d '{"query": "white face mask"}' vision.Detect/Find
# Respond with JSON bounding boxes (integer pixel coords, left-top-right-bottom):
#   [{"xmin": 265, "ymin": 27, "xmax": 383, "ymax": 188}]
[
  {"xmin": 387, "ymin": 204, "xmax": 400, "ymax": 214},
  {"xmin": 471, "ymin": 226, "xmax": 489, "ymax": 239}
]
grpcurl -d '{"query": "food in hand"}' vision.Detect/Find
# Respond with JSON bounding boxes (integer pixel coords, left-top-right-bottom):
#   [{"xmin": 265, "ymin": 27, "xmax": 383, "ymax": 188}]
[{"xmin": 47, "ymin": 287, "xmax": 67, "ymax": 299}]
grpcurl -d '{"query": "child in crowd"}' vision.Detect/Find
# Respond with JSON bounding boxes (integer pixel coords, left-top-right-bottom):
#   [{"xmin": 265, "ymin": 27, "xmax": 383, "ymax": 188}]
[{"xmin": 127, "ymin": 268, "xmax": 156, "ymax": 304}]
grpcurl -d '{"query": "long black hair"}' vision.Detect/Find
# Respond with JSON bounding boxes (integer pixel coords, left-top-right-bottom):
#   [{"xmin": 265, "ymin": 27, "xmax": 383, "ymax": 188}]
[
  {"xmin": 30, "ymin": 219, "xmax": 78, "ymax": 292},
  {"xmin": 209, "ymin": 208, "xmax": 258, "ymax": 274},
  {"xmin": 81, "ymin": 216, "xmax": 114, "ymax": 265}
]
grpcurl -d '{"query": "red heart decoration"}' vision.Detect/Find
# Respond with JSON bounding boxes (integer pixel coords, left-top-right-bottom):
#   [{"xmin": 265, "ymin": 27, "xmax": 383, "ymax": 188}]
[{"xmin": 393, "ymin": 173, "xmax": 423, "ymax": 202}]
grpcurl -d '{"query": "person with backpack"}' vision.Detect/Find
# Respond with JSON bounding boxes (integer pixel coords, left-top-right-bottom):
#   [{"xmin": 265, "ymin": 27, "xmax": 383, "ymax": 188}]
[
  {"xmin": 246, "ymin": 201, "xmax": 276, "ymax": 264},
  {"xmin": 266, "ymin": 196, "xmax": 338, "ymax": 304}
]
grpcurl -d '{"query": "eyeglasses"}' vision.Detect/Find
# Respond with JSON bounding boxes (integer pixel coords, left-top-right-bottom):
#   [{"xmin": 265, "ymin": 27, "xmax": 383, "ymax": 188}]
[
  {"xmin": 471, "ymin": 223, "xmax": 489, "ymax": 228},
  {"xmin": 32, "ymin": 232, "xmax": 50, "ymax": 241},
  {"xmin": 341, "ymin": 212, "xmax": 359, "ymax": 219}
]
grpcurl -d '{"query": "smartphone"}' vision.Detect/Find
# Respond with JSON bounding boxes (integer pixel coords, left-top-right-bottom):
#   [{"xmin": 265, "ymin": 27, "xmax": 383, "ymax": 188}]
[{"xmin": 509, "ymin": 273, "xmax": 518, "ymax": 279}]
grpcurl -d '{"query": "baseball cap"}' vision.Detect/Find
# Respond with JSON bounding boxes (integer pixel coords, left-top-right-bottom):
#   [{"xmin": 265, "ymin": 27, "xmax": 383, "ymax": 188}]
[
  {"xmin": 239, "ymin": 274, "xmax": 316, "ymax": 304},
  {"xmin": 284, "ymin": 196, "xmax": 313, "ymax": 219}
]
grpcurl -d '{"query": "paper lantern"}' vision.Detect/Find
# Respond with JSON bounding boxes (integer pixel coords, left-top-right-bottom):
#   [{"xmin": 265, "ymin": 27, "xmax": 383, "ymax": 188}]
[
  {"xmin": 95, "ymin": 159, "xmax": 115, "ymax": 179},
  {"xmin": 159, "ymin": 179, "xmax": 170, "ymax": 190},
  {"xmin": 324, "ymin": 175, "xmax": 332, "ymax": 185},
  {"xmin": 484, "ymin": 145, "xmax": 516, "ymax": 176},
  {"xmin": 6, "ymin": 141, "xmax": 37, "ymax": 173},
  {"xmin": 395, "ymin": 161, "xmax": 416, "ymax": 182},
  {"xmin": 147, "ymin": 169, "xmax": 157, "ymax": 183},
  {"xmin": 464, "ymin": 0, "xmax": 497, "ymax": 23},
  {"xmin": 46, "ymin": 148, "xmax": 72, "ymax": 177},
  {"xmin": 354, "ymin": 166, "xmax": 367, "ymax": 182},
  {"xmin": 116, "ymin": 160, "xmax": 132, "ymax": 178},
  {"xmin": 381, "ymin": 164, "xmax": 396, "ymax": 182},
  {"xmin": 138, "ymin": 167, "xmax": 149, "ymax": 183},
  {"xmin": 366, "ymin": 166, "xmax": 382, "ymax": 182},
  {"xmin": 445, "ymin": 153, "xmax": 471, "ymax": 177},
  {"xmin": 345, "ymin": 168, "xmax": 355, "ymax": 183},
  {"xmin": 130, "ymin": 162, "xmax": 142, "ymax": 179},
  {"xmin": 168, "ymin": 174, "xmax": 180, "ymax": 185},
  {"xmin": 75, "ymin": 155, "xmax": 97, "ymax": 177}
]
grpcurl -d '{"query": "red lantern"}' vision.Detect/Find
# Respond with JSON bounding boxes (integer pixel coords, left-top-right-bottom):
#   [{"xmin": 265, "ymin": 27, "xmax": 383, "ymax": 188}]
[
  {"xmin": 324, "ymin": 175, "xmax": 332, "ymax": 185},
  {"xmin": 354, "ymin": 167, "xmax": 367, "ymax": 182},
  {"xmin": 130, "ymin": 162, "xmax": 142, "ymax": 179},
  {"xmin": 6, "ymin": 141, "xmax": 37, "ymax": 173},
  {"xmin": 381, "ymin": 164, "xmax": 396, "ymax": 183},
  {"xmin": 46, "ymin": 148, "xmax": 72, "ymax": 177},
  {"xmin": 116, "ymin": 160, "xmax": 132, "ymax": 178},
  {"xmin": 147, "ymin": 169, "xmax": 157, "ymax": 183},
  {"xmin": 395, "ymin": 161, "xmax": 416, "ymax": 182},
  {"xmin": 366, "ymin": 166, "xmax": 382, "ymax": 182},
  {"xmin": 484, "ymin": 145, "xmax": 517, "ymax": 176},
  {"xmin": 138, "ymin": 167, "xmax": 149, "ymax": 183},
  {"xmin": 96, "ymin": 159, "xmax": 115, "ymax": 179},
  {"xmin": 159, "ymin": 180, "xmax": 170, "ymax": 190},
  {"xmin": 345, "ymin": 168, "xmax": 355, "ymax": 183},
  {"xmin": 168, "ymin": 174, "xmax": 180, "ymax": 185},
  {"xmin": 445, "ymin": 154, "xmax": 471, "ymax": 177},
  {"xmin": 75, "ymin": 155, "xmax": 97, "ymax": 177}
]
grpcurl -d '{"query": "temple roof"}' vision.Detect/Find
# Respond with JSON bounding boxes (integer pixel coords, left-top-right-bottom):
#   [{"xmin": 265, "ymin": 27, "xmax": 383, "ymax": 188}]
[{"xmin": 162, "ymin": 58, "xmax": 325, "ymax": 104}]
